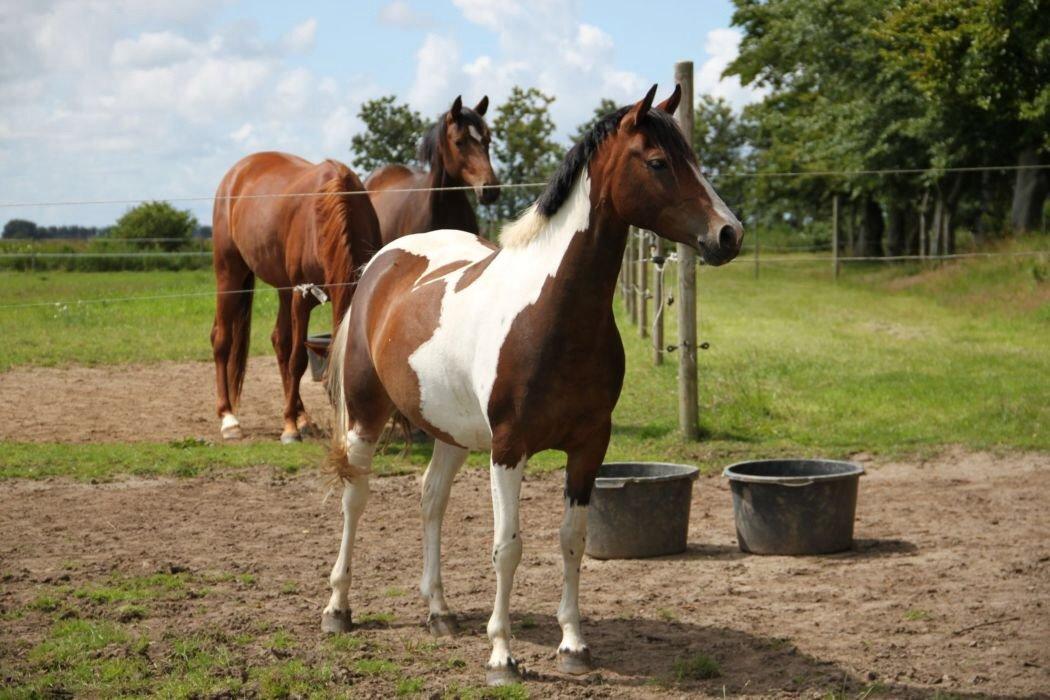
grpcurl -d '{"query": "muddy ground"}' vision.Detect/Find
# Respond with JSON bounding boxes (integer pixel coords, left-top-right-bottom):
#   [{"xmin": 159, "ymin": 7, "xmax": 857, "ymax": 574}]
[
  {"xmin": 0, "ymin": 357, "xmax": 332, "ymax": 443},
  {"xmin": 2, "ymin": 446, "xmax": 1048, "ymax": 697}
]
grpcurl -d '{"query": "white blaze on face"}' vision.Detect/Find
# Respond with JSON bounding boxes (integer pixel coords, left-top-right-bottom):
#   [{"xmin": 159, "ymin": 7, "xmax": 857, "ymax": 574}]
[
  {"xmin": 387, "ymin": 174, "xmax": 593, "ymax": 450},
  {"xmin": 468, "ymin": 125, "xmax": 482, "ymax": 142},
  {"xmin": 691, "ymin": 162, "xmax": 740, "ymax": 232}
]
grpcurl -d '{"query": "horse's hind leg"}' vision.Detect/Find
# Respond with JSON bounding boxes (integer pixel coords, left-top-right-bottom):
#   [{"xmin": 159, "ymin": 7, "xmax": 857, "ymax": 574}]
[
  {"xmin": 323, "ymin": 344, "xmax": 394, "ymax": 633},
  {"xmin": 211, "ymin": 265, "xmax": 254, "ymax": 440},
  {"xmin": 420, "ymin": 440, "xmax": 468, "ymax": 636},
  {"xmin": 485, "ymin": 447, "xmax": 526, "ymax": 685}
]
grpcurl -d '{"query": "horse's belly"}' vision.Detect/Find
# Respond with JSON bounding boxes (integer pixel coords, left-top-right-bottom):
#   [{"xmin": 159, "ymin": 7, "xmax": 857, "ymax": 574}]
[{"xmin": 411, "ymin": 361, "xmax": 492, "ymax": 451}]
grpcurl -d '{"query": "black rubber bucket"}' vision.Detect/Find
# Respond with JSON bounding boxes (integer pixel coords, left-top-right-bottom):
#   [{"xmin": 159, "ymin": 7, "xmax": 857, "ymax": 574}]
[
  {"xmin": 723, "ymin": 459, "xmax": 864, "ymax": 555},
  {"xmin": 305, "ymin": 333, "xmax": 331, "ymax": 382},
  {"xmin": 585, "ymin": 462, "xmax": 699, "ymax": 559}
]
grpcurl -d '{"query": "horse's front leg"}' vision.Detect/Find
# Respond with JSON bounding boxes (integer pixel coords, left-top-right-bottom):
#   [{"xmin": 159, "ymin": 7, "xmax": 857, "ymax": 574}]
[
  {"xmin": 283, "ymin": 292, "xmax": 316, "ymax": 443},
  {"xmin": 556, "ymin": 426, "xmax": 608, "ymax": 675},
  {"xmin": 485, "ymin": 452, "xmax": 525, "ymax": 685}
]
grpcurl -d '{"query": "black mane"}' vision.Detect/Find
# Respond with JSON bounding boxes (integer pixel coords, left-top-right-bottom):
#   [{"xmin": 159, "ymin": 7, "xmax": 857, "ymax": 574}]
[
  {"xmin": 536, "ymin": 106, "xmax": 696, "ymax": 218},
  {"xmin": 418, "ymin": 108, "xmax": 488, "ymax": 168}
]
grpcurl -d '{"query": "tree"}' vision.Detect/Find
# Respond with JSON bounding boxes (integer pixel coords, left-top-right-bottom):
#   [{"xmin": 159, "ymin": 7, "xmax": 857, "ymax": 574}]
[
  {"xmin": 350, "ymin": 96, "xmax": 433, "ymax": 175},
  {"xmin": 489, "ymin": 87, "xmax": 564, "ymax": 221},
  {"xmin": 878, "ymin": 0, "xmax": 1050, "ymax": 233},
  {"xmin": 571, "ymin": 98, "xmax": 619, "ymax": 144},
  {"xmin": 2, "ymin": 219, "xmax": 39, "ymax": 239},
  {"xmin": 108, "ymin": 201, "xmax": 197, "ymax": 251}
]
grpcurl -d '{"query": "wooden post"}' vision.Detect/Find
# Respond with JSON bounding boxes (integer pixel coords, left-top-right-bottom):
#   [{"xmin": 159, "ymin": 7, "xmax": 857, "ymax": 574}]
[
  {"xmin": 637, "ymin": 229, "xmax": 648, "ymax": 338},
  {"xmin": 674, "ymin": 60, "xmax": 700, "ymax": 440},
  {"xmin": 832, "ymin": 193, "xmax": 840, "ymax": 280},
  {"xmin": 652, "ymin": 236, "xmax": 664, "ymax": 365},
  {"xmin": 753, "ymin": 227, "xmax": 760, "ymax": 279},
  {"xmin": 625, "ymin": 228, "xmax": 635, "ymax": 321}
]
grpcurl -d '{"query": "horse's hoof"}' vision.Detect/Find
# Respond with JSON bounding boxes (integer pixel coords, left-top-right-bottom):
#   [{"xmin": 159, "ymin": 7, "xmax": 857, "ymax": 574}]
[
  {"xmin": 221, "ymin": 425, "xmax": 243, "ymax": 440},
  {"xmin": 321, "ymin": 609, "xmax": 353, "ymax": 634},
  {"xmin": 426, "ymin": 612, "xmax": 458, "ymax": 637},
  {"xmin": 485, "ymin": 659, "xmax": 522, "ymax": 686},
  {"xmin": 280, "ymin": 431, "xmax": 301, "ymax": 445},
  {"xmin": 556, "ymin": 647, "xmax": 593, "ymax": 675},
  {"xmin": 297, "ymin": 419, "xmax": 319, "ymax": 438}
]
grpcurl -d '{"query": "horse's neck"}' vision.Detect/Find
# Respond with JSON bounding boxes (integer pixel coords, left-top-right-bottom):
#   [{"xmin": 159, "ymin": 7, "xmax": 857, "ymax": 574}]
[
  {"xmin": 500, "ymin": 175, "xmax": 628, "ymax": 320},
  {"xmin": 425, "ymin": 160, "xmax": 473, "ymax": 229}
]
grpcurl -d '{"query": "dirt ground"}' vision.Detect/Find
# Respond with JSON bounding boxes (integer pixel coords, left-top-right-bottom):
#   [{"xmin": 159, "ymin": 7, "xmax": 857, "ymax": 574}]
[
  {"xmin": 0, "ymin": 357, "xmax": 333, "ymax": 443},
  {"xmin": 2, "ymin": 446, "xmax": 1048, "ymax": 697}
]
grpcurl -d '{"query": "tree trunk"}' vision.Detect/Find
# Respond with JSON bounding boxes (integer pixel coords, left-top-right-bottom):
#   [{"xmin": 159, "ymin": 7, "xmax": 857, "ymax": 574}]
[
  {"xmin": 1011, "ymin": 148, "xmax": 1049, "ymax": 233},
  {"xmin": 886, "ymin": 204, "xmax": 907, "ymax": 256},
  {"xmin": 856, "ymin": 197, "xmax": 884, "ymax": 257}
]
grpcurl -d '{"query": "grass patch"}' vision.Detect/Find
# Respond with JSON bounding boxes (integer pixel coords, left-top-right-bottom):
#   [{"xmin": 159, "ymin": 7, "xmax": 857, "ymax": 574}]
[
  {"xmin": 397, "ymin": 676, "xmax": 426, "ymax": 695},
  {"xmin": 357, "ymin": 611, "xmax": 395, "ymax": 626},
  {"xmin": 673, "ymin": 652, "xmax": 721, "ymax": 681},
  {"xmin": 0, "ymin": 242, "xmax": 1046, "ymax": 483},
  {"xmin": 279, "ymin": 581, "xmax": 299, "ymax": 595},
  {"xmin": 253, "ymin": 659, "xmax": 334, "ymax": 698},
  {"xmin": 352, "ymin": 658, "xmax": 399, "ymax": 677},
  {"xmin": 73, "ymin": 572, "xmax": 187, "ymax": 605},
  {"xmin": 325, "ymin": 634, "xmax": 365, "ymax": 652},
  {"xmin": 903, "ymin": 609, "xmax": 930, "ymax": 622}
]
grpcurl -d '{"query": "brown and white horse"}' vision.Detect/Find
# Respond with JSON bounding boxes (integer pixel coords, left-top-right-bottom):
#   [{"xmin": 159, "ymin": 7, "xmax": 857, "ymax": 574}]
[
  {"xmin": 366, "ymin": 96, "xmax": 499, "ymax": 243},
  {"xmin": 321, "ymin": 85, "xmax": 743, "ymax": 685},
  {"xmin": 211, "ymin": 152, "xmax": 382, "ymax": 443}
]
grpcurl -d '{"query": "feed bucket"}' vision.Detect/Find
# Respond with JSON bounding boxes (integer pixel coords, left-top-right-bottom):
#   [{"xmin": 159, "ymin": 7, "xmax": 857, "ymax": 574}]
[
  {"xmin": 723, "ymin": 459, "xmax": 864, "ymax": 555},
  {"xmin": 305, "ymin": 333, "xmax": 331, "ymax": 382},
  {"xmin": 585, "ymin": 462, "xmax": 700, "ymax": 559}
]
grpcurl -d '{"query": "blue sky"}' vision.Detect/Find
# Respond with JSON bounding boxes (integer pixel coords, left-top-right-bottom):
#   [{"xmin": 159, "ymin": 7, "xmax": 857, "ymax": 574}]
[{"xmin": 1, "ymin": 0, "xmax": 759, "ymax": 226}]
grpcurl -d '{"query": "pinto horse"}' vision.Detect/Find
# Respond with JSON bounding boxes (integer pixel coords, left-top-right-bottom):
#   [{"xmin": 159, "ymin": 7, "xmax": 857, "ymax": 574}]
[
  {"xmin": 211, "ymin": 152, "xmax": 381, "ymax": 443},
  {"xmin": 321, "ymin": 85, "xmax": 743, "ymax": 685},
  {"xmin": 366, "ymin": 96, "xmax": 499, "ymax": 243}
]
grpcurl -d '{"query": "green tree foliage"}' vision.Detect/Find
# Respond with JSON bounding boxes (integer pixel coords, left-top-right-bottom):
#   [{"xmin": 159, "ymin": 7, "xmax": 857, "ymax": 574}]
[
  {"xmin": 2, "ymin": 219, "xmax": 39, "ymax": 239},
  {"xmin": 571, "ymin": 98, "xmax": 620, "ymax": 144},
  {"xmin": 489, "ymin": 86, "xmax": 564, "ymax": 221},
  {"xmin": 108, "ymin": 201, "xmax": 198, "ymax": 251},
  {"xmin": 350, "ymin": 96, "xmax": 433, "ymax": 174}
]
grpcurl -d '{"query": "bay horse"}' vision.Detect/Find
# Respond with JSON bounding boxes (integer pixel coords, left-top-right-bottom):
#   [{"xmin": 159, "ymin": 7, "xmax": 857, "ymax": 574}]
[
  {"xmin": 365, "ymin": 96, "xmax": 499, "ymax": 243},
  {"xmin": 321, "ymin": 85, "xmax": 743, "ymax": 685},
  {"xmin": 211, "ymin": 152, "xmax": 382, "ymax": 443}
]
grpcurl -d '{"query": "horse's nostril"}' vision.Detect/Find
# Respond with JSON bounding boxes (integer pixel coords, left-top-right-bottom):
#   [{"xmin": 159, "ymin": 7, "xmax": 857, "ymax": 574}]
[{"xmin": 718, "ymin": 224, "xmax": 737, "ymax": 250}]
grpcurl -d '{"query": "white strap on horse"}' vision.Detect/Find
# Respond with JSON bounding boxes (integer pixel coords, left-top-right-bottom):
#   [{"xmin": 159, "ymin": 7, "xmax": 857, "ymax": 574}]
[{"xmin": 294, "ymin": 283, "xmax": 329, "ymax": 304}]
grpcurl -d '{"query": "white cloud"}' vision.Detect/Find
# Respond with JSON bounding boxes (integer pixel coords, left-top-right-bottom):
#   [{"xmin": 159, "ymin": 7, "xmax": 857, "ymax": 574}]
[
  {"xmin": 283, "ymin": 18, "xmax": 317, "ymax": 53},
  {"xmin": 696, "ymin": 28, "xmax": 766, "ymax": 110},
  {"xmin": 378, "ymin": 1, "xmax": 433, "ymax": 29},
  {"xmin": 407, "ymin": 34, "xmax": 461, "ymax": 115},
  {"xmin": 0, "ymin": 2, "xmax": 379, "ymax": 226}
]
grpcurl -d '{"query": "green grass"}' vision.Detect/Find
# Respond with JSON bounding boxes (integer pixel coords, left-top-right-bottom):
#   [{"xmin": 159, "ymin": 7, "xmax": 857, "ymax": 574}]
[
  {"xmin": 672, "ymin": 652, "xmax": 721, "ymax": 681},
  {"xmin": 0, "ymin": 240, "xmax": 1046, "ymax": 482}
]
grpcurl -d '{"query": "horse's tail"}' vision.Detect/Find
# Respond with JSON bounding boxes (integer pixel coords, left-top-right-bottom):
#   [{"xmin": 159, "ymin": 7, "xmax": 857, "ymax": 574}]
[
  {"xmin": 226, "ymin": 278, "xmax": 254, "ymax": 412},
  {"xmin": 323, "ymin": 302, "xmax": 368, "ymax": 483}
]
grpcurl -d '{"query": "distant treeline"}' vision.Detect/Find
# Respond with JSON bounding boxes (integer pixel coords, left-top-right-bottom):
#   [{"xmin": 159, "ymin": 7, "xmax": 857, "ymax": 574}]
[{"xmin": 2, "ymin": 218, "xmax": 212, "ymax": 240}]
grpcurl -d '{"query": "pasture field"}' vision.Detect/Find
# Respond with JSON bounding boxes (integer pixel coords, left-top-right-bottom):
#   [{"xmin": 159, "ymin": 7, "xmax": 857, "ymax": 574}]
[{"xmin": 0, "ymin": 241, "xmax": 1048, "ymax": 697}]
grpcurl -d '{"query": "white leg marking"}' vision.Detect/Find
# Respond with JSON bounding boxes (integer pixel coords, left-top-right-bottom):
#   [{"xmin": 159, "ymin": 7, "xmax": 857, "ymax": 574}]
[
  {"xmin": 324, "ymin": 475, "xmax": 371, "ymax": 614},
  {"xmin": 346, "ymin": 429, "xmax": 376, "ymax": 471},
  {"xmin": 558, "ymin": 498, "xmax": 589, "ymax": 653},
  {"xmin": 420, "ymin": 441, "xmax": 468, "ymax": 617},
  {"xmin": 486, "ymin": 457, "xmax": 524, "ymax": 669},
  {"xmin": 221, "ymin": 412, "xmax": 240, "ymax": 431}
]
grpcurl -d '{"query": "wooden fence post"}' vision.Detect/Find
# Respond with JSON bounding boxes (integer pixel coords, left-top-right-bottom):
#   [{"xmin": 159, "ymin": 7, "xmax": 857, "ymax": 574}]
[
  {"xmin": 634, "ymin": 229, "xmax": 642, "ymax": 335},
  {"xmin": 653, "ymin": 237, "xmax": 664, "ymax": 365},
  {"xmin": 674, "ymin": 60, "xmax": 700, "ymax": 440},
  {"xmin": 832, "ymin": 193, "xmax": 840, "ymax": 280},
  {"xmin": 625, "ymin": 228, "xmax": 636, "ymax": 321}
]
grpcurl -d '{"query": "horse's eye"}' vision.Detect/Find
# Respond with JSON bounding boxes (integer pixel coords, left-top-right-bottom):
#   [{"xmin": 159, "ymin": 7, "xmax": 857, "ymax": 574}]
[{"xmin": 647, "ymin": 158, "xmax": 668, "ymax": 171}]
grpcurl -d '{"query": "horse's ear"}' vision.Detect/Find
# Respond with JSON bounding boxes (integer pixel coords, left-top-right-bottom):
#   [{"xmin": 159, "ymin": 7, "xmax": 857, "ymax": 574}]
[
  {"xmin": 621, "ymin": 84, "xmax": 658, "ymax": 131},
  {"xmin": 474, "ymin": 95, "xmax": 489, "ymax": 116},
  {"xmin": 656, "ymin": 84, "xmax": 682, "ymax": 115},
  {"xmin": 447, "ymin": 96, "xmax": 463, "ymax": 124}
]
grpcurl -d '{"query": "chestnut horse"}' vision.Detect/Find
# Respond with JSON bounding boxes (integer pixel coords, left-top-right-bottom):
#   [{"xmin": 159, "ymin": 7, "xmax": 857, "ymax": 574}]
[
  {"xmin": 321, "ymin": 85, "xmax": 743, "ymax": 685},
  {"xmin": 211, "ymin": 152, "xmax": 381, "ymax": 443},
  {"xmin": 366, "ymin": 96, "xmax": 499, "ymax": 243}
]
